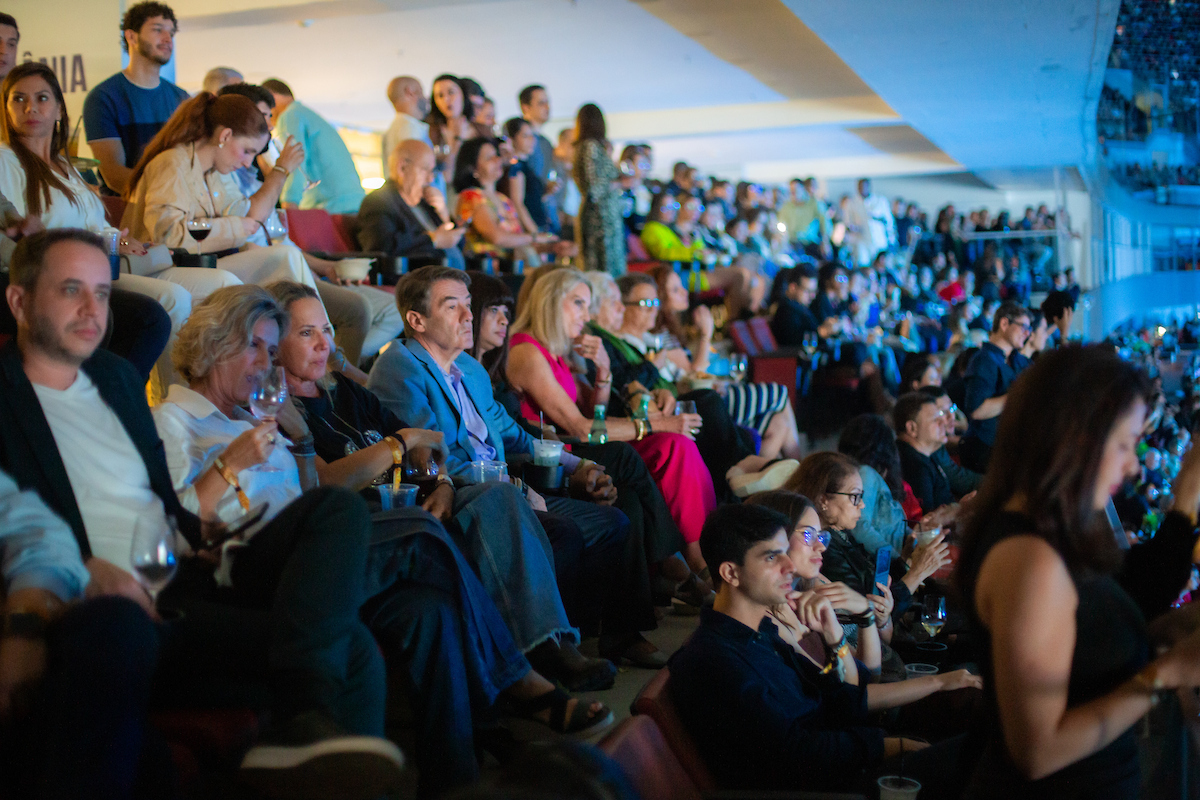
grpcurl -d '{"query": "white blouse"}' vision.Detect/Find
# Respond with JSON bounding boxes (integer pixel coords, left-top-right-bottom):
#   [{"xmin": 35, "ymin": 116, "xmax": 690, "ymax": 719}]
[
  {"xmin": 0, "ymin": 144, "xmax": 111, "ymax": 231},
  {"xmin": 152, "ymin": 384, "xmax": 301, "ymax": 525}
]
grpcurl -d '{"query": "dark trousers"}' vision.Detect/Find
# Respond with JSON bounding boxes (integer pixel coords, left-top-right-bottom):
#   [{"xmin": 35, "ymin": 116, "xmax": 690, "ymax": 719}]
[
  {"xmin": 360, "ymin": 509, "xmax": 529, "ymax": 797},
  {"xmin": 156, "ymin": 487, "xmax": 384, "ymax": 735},
  {"xmin": 0, "ymin": 597, "xmax": 168, "ymax": 800},
  {"xmin": 571, "ymin": 441, "xmax": 684, "ymax": 632},
  {"xmin": 0, "ymin": 273, "xmax": 169, "ymax": 382},
  {"xmin": 541, "ymin": 498, "xmax": 631, "ymax": 637},
  {"xmin": 679, "ymin": 388, "xmax": 758, "ymax": 502}
]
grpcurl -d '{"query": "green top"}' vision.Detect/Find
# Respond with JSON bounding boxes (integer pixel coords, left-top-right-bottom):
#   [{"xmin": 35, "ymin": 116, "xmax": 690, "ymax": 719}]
[{"xmin": 275, "ymin": 100, "xmax": 366, "ymax": 214}]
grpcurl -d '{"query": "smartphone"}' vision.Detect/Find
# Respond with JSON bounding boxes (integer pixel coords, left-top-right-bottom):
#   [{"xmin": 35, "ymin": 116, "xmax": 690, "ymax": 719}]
[{"xmin": 873, "ymin": 545, "xmax": 892, "ymax": 596}]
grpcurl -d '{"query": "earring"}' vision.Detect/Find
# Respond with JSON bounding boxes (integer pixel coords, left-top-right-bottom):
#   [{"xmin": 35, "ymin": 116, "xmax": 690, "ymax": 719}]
[{"xmin": 218, "ymin": 142, "xmax": 224, "ymax": 148}]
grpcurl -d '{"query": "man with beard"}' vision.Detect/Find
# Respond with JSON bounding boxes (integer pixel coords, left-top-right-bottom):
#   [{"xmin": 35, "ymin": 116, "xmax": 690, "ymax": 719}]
[{"xmin": 83, "ymin": 2, "xmax": 188, "ymax": 195}]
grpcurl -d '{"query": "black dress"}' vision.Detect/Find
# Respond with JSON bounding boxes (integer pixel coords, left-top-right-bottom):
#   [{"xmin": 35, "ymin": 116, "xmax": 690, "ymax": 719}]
[{"xmin": 962, "ymin": 511, "xmax": 1149, "ymax": 800}]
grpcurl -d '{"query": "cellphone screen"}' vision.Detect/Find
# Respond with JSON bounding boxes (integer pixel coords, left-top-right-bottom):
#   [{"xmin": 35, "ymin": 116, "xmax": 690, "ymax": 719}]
[{"xmin": 873, "ymin": 545, "xmax": 892, "ymax": 594}]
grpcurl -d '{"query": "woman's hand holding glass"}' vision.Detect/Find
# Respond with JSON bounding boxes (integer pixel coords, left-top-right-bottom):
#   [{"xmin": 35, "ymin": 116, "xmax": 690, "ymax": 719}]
[
  {"xmin": 907, "ymin": 532, "xmax": 951, "ymax": 586},
  {"xmin": 116, "ymin": 227, "xmax": 148, "ymax": 256},
  {"xmin": 651, "ymin": 410, "xmax": 703, "ymax": 440},
  {"xmin": 220, "ymin": 423, "xmax": 279, "ymax": 474}
]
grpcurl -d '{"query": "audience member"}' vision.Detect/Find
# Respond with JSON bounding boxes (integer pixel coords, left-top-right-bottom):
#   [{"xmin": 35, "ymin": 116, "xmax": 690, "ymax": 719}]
[
  {"xmin": 517, "ymin": 85, "xmax": 560, "ymax": 235},
  {"xmin": 83, "ymin": 1, "xmax": 187, "ymax": 195},
  {"xmin": 358, "ymin": 138, "xmax": 466, "ymax": 277},
  {"xmin": 427, "ymin": 74, "xmax": 490, "ymax": 202},
  {"xmin": 201, "ymin": 66, "xmax": 242, "ymax": 94},
  {"xmin": 0, "ymin": 229, "xmax": 405, "ymax": 798},
  {"xmin": 123, "ymin": 91, "xmax": 399, "ymax": 365},
  {"xmin": 382, "ymin": 76, "xmax": 431, "ymax": 174},
  {"xmin": 894, "ymin": 392, "xmax": 955, "ymax": 513},
  {"xmin": 917, "ymin": 385, "xmax": 981, "ymax": 495},
  {"xmin": 959, "ymin": 301, "xmax": 1030, "ymax": 473},
  {"xmin": 455, "ymin": 138, "xmax": 557, "ymax": 267},
  {"xmin": 843, "ymin": 178, "xmax": 896, "ymax": 266},
  {"xmin": 956, "ymin": 345, "xmax": 1200, "ymax": 798},
  {"xmin": 553, "ymin": 127, "xmax": 582, "ymax": 238},
  {"xmin": 1041, "ymin": 288, "xmax": 1076, "ymax": 343},
  {"xmin": 0, "ymin": 466, "xmax": 164, "ymax": 799},
  {"xmin": 778, "ymin": 177, "xmax": 830, "ymax": 258},
  {"xmin": 836, "ymin": 414, "xmax": 911, "ymax": 553},
  {"xmin": 263, "ymin": 78, "xmax": 365, "ymax": 213},
  {"xmin": 669, "ymin": 503, "xmax": 967, "ymax": 797},
  {"xmin": 0, "ymin": 13, "xmax": 17, "ymax": 80},
  {"xmin": 769, "ymin": 265, "xmax": 837, "ymax": 345},
  {"xmin": 573, "ymin": 103, "xmax": 625, "ymax": 276},
  {"xmin": 499, "ymin": 117, "xmax": 548, "ymax": 235}
]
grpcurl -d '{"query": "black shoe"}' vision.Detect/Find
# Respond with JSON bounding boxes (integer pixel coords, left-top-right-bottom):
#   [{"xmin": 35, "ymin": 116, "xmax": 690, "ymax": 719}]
[
  {"xmin": 599, "ymin": 632, "xmax": 669, "ymax": 669},
  {"xmin": 239, "ymin": 710, "xmax": 405, "ymax": 800},
  {"xmin": 527, "ymin": 640, "xmax": 617, "ymax": 692}
]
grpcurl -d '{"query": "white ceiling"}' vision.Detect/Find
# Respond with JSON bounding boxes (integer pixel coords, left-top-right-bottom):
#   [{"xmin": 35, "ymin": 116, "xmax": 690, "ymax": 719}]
[{"xmin": 168, "ymin": 0, "xmax": 1119, "ymax": 185}]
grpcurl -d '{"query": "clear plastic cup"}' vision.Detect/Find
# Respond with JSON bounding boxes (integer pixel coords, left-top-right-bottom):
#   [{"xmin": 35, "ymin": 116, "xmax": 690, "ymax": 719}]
[
  {"xmin": 878, "ymin": 775, "xmax": 921, "ymax": 800},
  {"xmin": 378, "ymin": 483, "xmax": 419, "ymax": 509},
  {"xmin": 905, "ymin": 663, "xmax": 939, "ymax": 679},
  {"xmin": 531, "ymin": 439, "xmax": 564, "ymax": 467},
  {"xmin": 470, "ymin": 460, "xmax": 508, "ymax": 484},
  {"xmin": 915, "ymin": 527, "xmax": 941, "ymax": 547}
]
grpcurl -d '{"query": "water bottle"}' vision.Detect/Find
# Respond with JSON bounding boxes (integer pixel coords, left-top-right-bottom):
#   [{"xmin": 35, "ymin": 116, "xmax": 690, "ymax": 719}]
[
  {"xmin": 101, "ymin": 227, "xmax": 120, "ymax": 281},
  {"xmin": 632, "ymin": 393, "xmax": 651, "ymax": 421},
  {"xmin": 588, "ymin": 404, "xmax": 608, "ymax": 444}
]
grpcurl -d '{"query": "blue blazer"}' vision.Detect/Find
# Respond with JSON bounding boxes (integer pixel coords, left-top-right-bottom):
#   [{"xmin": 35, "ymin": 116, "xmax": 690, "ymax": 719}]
[{"xmin": 367, "ymin": 338, "xmax": 535, "ymax": 477}]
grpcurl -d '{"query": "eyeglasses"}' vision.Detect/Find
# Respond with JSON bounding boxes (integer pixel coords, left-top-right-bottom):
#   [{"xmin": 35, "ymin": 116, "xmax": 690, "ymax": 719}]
[
  {"xmin": 834, "ymin": 274, "xmax": 849, "ymax": 284},
  {"xmin": 935, "ymin": 403, "xmax": 959, "ymax": 419},
  {"xmin": 794, "ymin": 528, "xmax": 832, "ymax": 547},
  {"xmin": 829, "ymin": 491, "xmax": 864, "ymax": 506},
  {"xmin": 624, "ymin": 298, "xmax": 660, "ymax": 308}
]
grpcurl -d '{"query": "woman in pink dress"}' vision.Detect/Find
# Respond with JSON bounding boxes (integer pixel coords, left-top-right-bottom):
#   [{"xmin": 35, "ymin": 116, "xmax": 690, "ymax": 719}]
[{"xmin": 505, "ymin": 267, "xmax": 717, "ymax": 579}]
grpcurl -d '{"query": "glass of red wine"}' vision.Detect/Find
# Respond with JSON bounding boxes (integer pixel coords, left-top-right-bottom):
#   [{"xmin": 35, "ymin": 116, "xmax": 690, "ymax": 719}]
[
  {"xmin": 130, "ymin": 514, "xmax": 179, "ymax": 607},
  {"xmin": 187, "ymin": 218, "xmax": 212, "ymax": 254},
  {"xmin": 402, "ymin": 451, "xmax": 441, "ymax": 504}
]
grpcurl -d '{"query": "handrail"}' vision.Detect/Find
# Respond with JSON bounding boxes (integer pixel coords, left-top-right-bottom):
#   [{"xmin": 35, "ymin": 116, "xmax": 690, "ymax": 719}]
[{"xmin": 961, "ymin": 230, "xmax": 1058, "ymax": 241}]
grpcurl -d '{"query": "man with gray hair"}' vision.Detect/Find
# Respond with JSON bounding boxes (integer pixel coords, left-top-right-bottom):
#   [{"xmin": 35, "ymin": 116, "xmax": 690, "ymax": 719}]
[{"xmin": 201, "ymin": 65, "xmax": 242, "ymax": 94}]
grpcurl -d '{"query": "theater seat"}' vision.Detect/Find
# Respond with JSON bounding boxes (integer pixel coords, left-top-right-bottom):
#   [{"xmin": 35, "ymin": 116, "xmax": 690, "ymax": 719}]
[
  {"xmin": 285, "ymin": 208, "xmax": 357, "ymax": 257},
  {"xmin": 630, "ymin": 668, "xmax": 716, "ymax": 792},
  {"xmin": 599, "ymin": 715, "xmax": 704, "ymax": 800},
  {"xmin": 150, "ymin": 708, "xmax": 262, "ymax": 768},
  {"xmin": 729, "ymin": 320, "xmax": 805, "ymax": 408},
  {"xmin": 627, "ymin": 670, "xmax": 867, "ymax": 800}
]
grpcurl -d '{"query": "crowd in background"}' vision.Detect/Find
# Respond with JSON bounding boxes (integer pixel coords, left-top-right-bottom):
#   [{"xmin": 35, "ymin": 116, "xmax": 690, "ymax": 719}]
[{"xmin": 3, "ymin": 4, "xmax": 1200, "ymax": 800}]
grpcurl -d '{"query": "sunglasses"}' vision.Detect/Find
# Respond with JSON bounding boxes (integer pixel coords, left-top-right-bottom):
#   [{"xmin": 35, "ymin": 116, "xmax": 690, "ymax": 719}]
[
  {"xmin": 794, "ymin": 528, "xmax": 832, "ymax": 547},
  {"xmin": 624, "ymin": 298, "xmax": 660, "ymax": 308},
  {"xmin": 829, "ymin": 491, "xmax": 864, "ymax": 506}
]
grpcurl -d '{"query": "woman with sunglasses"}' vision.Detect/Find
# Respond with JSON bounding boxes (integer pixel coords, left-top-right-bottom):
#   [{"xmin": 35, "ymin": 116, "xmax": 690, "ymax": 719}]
[{"xmin": 786, "ymin": 452, "xmax": 950, "ymax": 621}]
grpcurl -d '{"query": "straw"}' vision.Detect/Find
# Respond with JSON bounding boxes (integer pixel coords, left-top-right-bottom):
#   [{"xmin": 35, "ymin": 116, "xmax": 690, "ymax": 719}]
[{"xmin": 540, "ymin": 412, "xmax": 545, "ymax": 441}]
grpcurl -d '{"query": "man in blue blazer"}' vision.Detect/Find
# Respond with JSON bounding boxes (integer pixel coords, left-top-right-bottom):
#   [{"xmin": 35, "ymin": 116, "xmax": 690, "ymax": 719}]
[{"xmin": 367, "ymin": 265, "xmax": 670, "ymax": 668}]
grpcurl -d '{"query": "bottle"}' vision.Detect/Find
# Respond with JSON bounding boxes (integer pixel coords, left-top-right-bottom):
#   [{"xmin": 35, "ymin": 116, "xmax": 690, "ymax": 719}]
[
  {"xmin": 633, "ymin": 394, "xmax": 651, "ymax": 421},
  {"xmin": 589, "ymin": 404, "xmax": 608, "ymax": 444}
]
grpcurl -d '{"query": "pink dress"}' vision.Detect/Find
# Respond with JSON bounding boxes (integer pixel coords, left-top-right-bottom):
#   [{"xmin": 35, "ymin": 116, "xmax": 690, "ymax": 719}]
[{"xmin": 510, "ymin": 332, "xmax": 715, "ymax": 544}]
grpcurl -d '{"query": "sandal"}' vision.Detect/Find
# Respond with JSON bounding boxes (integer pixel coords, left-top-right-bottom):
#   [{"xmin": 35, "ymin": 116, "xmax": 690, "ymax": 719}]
[
  {"xmin": 505, "ymin": 688, "xmax": 614, "ymax": 738},
  {"xmin": 599, "ymin": 632, "xmax": 669, "ymax": 669},
  {"xmin": 527, "ymin": 641, "xmax": 617, "ymax": 692}
]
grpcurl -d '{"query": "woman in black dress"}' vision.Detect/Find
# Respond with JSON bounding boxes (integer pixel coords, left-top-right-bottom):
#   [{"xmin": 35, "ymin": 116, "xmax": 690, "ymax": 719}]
[{"xmin": 955, "ymin": 345, "xmax": 1200, "ymax": 799}]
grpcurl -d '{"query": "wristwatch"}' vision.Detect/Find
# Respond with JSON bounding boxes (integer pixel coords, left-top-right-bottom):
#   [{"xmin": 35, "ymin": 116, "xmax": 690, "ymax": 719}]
[{"xmin": 2, "ymin": 612, "xmax": 47, "ymax": 640}]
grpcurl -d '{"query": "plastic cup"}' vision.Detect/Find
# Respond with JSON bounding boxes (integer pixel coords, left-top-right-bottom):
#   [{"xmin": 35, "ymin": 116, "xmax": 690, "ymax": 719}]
[
  {"xmin": 532, "ymin": 439, "xmax": 564, "ymax": 467},
  {"xmin": 470, "ymin": 460, "xmax": 508, "ymax": 484},
  {"xmin": 378, "ymin": 483, "xmax": 419, "ymax": 509},
  {"xmin": 905, "ymin": 663, "xmax": 939, "ymax": 679},
  {"xmin": 877, "ymin": 775, "xmax": 921, "ymax": 800},
  {"xmin": 915, "ymin": 527, "xmax": 940, "ymax": 547}
]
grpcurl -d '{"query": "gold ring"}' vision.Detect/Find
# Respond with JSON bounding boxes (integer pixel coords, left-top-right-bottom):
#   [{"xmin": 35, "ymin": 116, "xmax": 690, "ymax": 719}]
[{"xmin": 267, "ymin": 435, "xmax": 276, "ymax": 445}]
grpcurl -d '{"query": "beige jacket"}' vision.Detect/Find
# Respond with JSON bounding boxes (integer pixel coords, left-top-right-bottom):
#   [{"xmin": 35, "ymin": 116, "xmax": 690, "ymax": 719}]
[{"xmin": 123, "ymin": 143, "xmax": 249, "ymax": 252}]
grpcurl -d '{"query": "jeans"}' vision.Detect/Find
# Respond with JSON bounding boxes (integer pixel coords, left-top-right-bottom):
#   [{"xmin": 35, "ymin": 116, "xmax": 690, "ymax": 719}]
[
  {"xmin": 541, "ymin": 498, "xmax": 631, "ymax": 637},
  {"xmin": 442, "ymin": 481, "xmax": 577, "ymax": 651},
  {"xmin": 571, "ymin": 441, "xmax": 684, "ymax": 632},
  {"xmin": 361, "ymin": 507, "xmax": 529, "ymax": 796},
  {"xmin": 156, "ymin": 486, "xmax": 384, "ymax": 735},
  {"xmin": 0, "ymin": 597, "xmax": 168, "ymax": 800}
]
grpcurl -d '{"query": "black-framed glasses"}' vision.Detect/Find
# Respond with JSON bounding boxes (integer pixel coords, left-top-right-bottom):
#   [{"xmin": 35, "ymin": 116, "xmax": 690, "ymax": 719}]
[
  {"xmin": 794, "ymin": 528, "xmax": 832, "ymax": 547},
  {"xmin": 624, "ymin": 298, "xmax": 660, "ymax": 308},
  {"xmin": 829, "ymin": 491, "xmax": 864, "ymax": 506}
]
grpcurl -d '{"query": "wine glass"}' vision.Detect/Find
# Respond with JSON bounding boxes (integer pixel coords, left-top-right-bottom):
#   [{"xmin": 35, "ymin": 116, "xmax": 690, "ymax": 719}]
[
  {"xmin": 673, "ymin": 400, "xmax": 697, "ymax": 416},
  {"xmin": 729, "ymin": 354, "xmax": 748, "ymax": 383},
  {"xmin": 186, "ymin": 218, "xmax": 212, "ymax": 255},
  {"xmin": 402, "ymin": 451, "xmax": 441, "ymax": 505},
  {"xmin": 248, "ymin": 366, "xmax": 288, "ymax": 472},
  {"xmin": 921, "ymin": 595, "xmax": 947, "ymax": 640},
  {"xmin": 802, "ymin": 331, "xmax": 819, "ymax": 357},
  {"xmin": 265, "ymin": 209, "xmax": 289, "ymax": 244},
  {"xmin": 130, "ymin": 515, "xmax": 179, "ymax": 607}
]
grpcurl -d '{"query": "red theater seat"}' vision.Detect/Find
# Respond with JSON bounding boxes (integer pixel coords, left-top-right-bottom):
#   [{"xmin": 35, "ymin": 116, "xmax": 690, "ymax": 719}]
[{"xmin": 599, "ymin": 714, "xmax": 704, "ymax": 800}]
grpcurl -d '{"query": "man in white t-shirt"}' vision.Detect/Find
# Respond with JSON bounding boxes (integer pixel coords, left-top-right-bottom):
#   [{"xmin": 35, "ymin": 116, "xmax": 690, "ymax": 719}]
[
  {"xmin": 0, "ymin": 228, "xmax": 404, "ymax": 799},
  {"xmin": 382, "ymin": 75, "xmax": 430, "ymax": 175}
]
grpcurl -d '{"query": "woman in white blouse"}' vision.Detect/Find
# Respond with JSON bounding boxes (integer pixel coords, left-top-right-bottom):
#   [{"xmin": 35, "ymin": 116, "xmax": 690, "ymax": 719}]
[{"xmin": 0, "ymin": 61, "xmax": 239, "ymax": 394}]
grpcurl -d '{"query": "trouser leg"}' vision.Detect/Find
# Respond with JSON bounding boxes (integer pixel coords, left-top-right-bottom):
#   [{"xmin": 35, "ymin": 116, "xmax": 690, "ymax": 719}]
[
  {"xmin": 543, "ymin": 497, "xmax": 631, "ymax": 637},
  {"xmin": 228, "ymin": 487, "xmax": 381, "ymax": 733},
  {"xmin": 107, "ymin": 284, "xmax": 173, "ymax": 384},
  {"xmin": 19, "ymin": 597, "xmax": 165, "ymax": 800},
  {"xmin": 317, "ymin": 281, "xmax": 371, "ymax": 366},
  {"xmin": 345, "ymin": 284, "xmax": 404, "ymax": 360}
]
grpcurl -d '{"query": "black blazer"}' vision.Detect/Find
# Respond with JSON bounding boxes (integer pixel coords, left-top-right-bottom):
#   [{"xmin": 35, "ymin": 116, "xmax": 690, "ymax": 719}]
[
  {"xmin": 357, "ymin": 180, "xmax": 449, "ymax": 262},
  {"xmin": 0, "ymin": 342, "xmax": 200, "ymax": 557}
]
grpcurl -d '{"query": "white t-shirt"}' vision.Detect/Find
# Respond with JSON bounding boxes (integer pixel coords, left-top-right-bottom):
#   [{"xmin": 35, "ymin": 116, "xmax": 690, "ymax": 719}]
[{"xmin": 32, "ymin": 371, "xmax": 173, "ymax": 572}]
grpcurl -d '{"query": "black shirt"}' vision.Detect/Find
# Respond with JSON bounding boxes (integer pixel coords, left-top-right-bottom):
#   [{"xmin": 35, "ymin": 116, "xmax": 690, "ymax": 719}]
[
  {"xmin": 668, "ymin": 607, "xmax": 884, "ymax": 792},
  {"xmin": 897, "ymin": 440, "xmax": 954, "ymax": 512},
  {"xmin": 962, "ymin": 341, "xmax": 1015, "ymax": 447},
  {"xmin": 296, "ymin": 372, "xmax": 407, "ymax": 465},
  {"xmin": 770, "ymin": 297, "xmax": 819, "ymax": 347}
]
